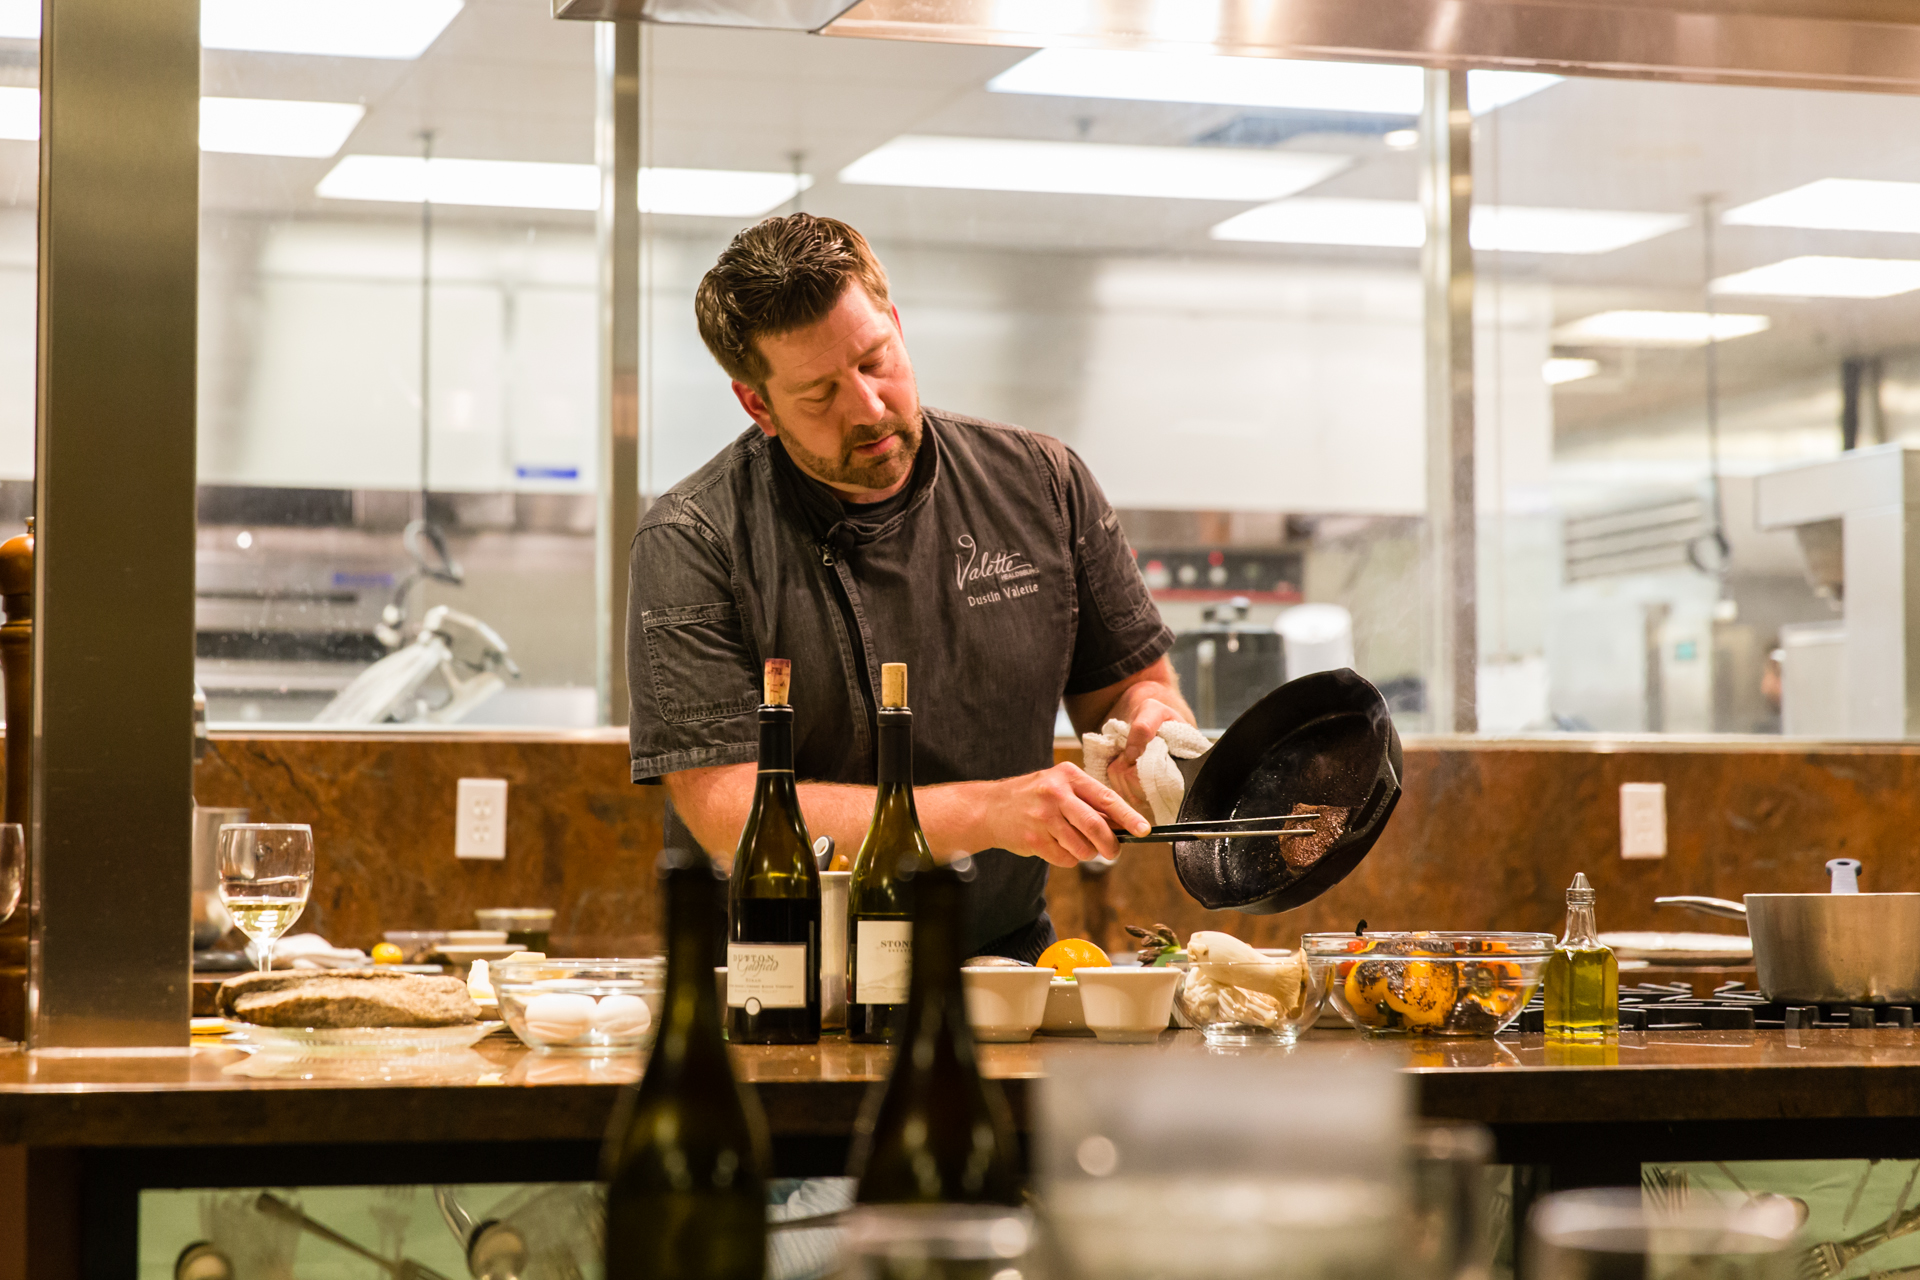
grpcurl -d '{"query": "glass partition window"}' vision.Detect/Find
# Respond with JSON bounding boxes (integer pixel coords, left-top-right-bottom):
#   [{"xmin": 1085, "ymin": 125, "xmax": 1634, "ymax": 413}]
[
  {"xmin": 635, "ymin": 31, "xmax": 1571, "ymax": 734},
  {"xmin": 0, "ymin": 9, "xmax": 35, "ymax": 562},
  {"xmin": 196, "ymin": 0, "xmax": 599, "ymax": 727},
  {"xmin": 1482, "ymin": 78, "xmax": 1920, "ymax": 736}
]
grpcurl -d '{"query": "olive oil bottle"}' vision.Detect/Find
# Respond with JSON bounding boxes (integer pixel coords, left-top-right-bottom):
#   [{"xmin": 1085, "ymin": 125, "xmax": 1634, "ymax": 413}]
[
  {"xmin": 1543, "ymin": 872, "xmax": 1618, "ymax": 1039},
  {"xmin": 847, "ymin": 663, "xmax": 936, "ymax": 1044}
]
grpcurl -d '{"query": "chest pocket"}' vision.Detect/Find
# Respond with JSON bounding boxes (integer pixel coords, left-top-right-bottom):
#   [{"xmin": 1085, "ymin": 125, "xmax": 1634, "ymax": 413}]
[
  {"xmin": 1080, "ymin": 508, "xmax": 1154, "ymax": 631},
  {"xmin": 640, "ymin": 601, "xmax": 758, "ymax": 724}
]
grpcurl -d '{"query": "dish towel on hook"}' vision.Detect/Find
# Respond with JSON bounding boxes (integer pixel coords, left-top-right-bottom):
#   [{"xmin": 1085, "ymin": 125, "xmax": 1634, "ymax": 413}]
[{"xmin": 1080, "ymin": 718, "xmax": 1212, "ymax": 826}]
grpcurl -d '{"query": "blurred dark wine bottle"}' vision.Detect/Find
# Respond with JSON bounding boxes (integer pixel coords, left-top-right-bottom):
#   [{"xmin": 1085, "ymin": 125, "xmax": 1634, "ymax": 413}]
[
  {"xmin": 604, "ymin": 849, "xmax": 769, "ymax": 1279},
  {"xmin": 728, "ymin": 658, "xmax": 821, "ymax": 1045},
  {"xmin": 849, "ymin": 860, "xmax": 1022, "ymax": 1205},
  {"xmin": 848, "ymin": 662, "xmax": 935, "ymax": 1044}
]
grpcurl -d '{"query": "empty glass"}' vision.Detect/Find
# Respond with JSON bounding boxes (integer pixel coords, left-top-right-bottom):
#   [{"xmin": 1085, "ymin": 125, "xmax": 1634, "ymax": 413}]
[
  {"xmin": 837, "ymin": 1204, "xmax": 1040, "ymax": 1280},
  {"xmin": 1527, "ymin": 1188, "xmax": 1799, "ymax": 1280},
  {"xmin": 0, "ymin": 823, "xmax": 21, "ymax": 923},
  {"xmin": 216, "ymin": 824, "xmax": 314, "ymax": 973}
]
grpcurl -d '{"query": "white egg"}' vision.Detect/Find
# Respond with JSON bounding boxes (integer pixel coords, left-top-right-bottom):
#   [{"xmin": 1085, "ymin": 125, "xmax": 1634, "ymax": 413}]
[
  {"xmin": 522, "ymin": 992, "xmax": 596, "ymax": 1045},
  {"xmin": 592, "ymin": 994, "xmax": 651, "ymax": 1039}
]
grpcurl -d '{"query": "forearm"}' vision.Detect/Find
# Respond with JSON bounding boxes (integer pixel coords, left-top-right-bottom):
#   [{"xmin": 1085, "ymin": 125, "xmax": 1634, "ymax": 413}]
[{"xmin": 1106, "ymin": 676, "xmax": 1194, "ymax": 729}]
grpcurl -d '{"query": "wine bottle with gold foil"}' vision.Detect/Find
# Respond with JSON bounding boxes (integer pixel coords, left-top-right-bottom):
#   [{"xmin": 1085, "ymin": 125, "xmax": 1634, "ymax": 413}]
[
  {"xmin": 727, "ymin": 658, "xmax": 821, "ymax": 1045},
  {"xmin": 604, "ymin": 849, "xmax": 769, "ymax": 1279},
  {"xmin": 848, "ymin": 663, "xmax": 935, "ymax": 1044},
  {"xmin": 849, "ymin": 862, "xmax": 1022, "ymax": 1205}
]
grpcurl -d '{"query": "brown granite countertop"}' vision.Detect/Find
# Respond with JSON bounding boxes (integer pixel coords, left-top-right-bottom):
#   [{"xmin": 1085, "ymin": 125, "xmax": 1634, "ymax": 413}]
[{"xmin": 9, "ymin": 1026, "xmax": 1920, "ymax": 1149}]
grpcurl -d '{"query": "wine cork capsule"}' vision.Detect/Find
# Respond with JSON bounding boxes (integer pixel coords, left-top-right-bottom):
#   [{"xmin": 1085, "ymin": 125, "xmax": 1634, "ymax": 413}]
[
  {"xmin": 880, "ymin": 663, "xmax": 908, "ymax": 709},
  {"xmin": 763, "ymin": 658, "xmax": 791, "ymax": 706}
]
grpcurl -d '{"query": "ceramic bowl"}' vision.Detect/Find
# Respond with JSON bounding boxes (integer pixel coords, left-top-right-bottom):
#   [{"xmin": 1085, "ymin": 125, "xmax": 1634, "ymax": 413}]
[
  {"xmin": 961, "ymin": 965, "xmax": 1053, "ymax": 1042},
  {"xmin": 1039, "ymin": 977, "xmax": 1091, "ymax": 1036},
  {"xmin": 1074, "ymin": 967, "xmax": 1182, "ymax": 1044},
  {"xmin": 493, "ymin": 958, "xmax": 666, "ymax": 1054}
]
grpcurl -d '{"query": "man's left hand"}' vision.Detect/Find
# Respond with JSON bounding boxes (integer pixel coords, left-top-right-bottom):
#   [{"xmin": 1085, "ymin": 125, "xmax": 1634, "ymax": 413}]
[{"xmin": 1104, "ymin": 693, "xmax": 1185, "ymax": 819}]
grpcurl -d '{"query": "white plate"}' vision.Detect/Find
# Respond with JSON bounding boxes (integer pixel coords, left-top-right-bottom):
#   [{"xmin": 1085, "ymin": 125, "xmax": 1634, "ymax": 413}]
[
  {"xmin": 224, "ymin": 1021, "xmax": 505, "ymax": 1054},
  {"xmin": 437, "ymin": 944, "xmax": 522, "ymax": 964},
  {"xmin": 1598, "ymin": 931, "xmax": 1753, "ymax": 964}
]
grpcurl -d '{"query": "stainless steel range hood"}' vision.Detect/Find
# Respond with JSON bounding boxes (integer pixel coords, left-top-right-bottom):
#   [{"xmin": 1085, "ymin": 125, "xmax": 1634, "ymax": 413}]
[{"xmin": 560, "ymin": 0, "xmax": 1920, "ymax": 95}]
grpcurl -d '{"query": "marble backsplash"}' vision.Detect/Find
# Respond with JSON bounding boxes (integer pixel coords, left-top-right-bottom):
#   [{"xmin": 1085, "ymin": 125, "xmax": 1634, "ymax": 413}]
[{"xmin": 195, "ymin": 731, "xmax": 1919, "ymax": 957}]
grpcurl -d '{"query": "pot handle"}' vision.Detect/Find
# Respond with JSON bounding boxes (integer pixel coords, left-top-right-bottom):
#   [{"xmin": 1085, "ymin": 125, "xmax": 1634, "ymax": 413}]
[{"xmin": 1654, "ymin": 895, "xmax": 1748, "ymax": 921}]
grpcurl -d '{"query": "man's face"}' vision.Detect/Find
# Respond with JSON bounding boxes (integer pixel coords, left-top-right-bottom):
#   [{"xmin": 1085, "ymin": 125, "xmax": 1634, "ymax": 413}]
[{"xmin": 731, "ymin": 283, "xmax": 922, "ymax": 500}]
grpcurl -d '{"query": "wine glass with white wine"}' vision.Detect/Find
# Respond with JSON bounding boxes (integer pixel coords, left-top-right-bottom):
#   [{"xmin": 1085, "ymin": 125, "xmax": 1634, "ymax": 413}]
[{"xmin": 217, "ymin": 824, "xmax": 314, "ymax": 974}]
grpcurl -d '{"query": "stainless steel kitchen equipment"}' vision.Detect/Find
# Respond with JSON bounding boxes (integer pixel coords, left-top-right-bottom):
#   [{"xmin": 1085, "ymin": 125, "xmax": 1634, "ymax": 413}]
[
  {"xmin": 191, "ymin": 806, "xmax": 247, "ymax": 949},
  {"xmin": 1754, "ymin": 445, "xmax": 1920, "ymax": 739},
  {"xmin": 1657, "ymin": 858, "xmax": 1920, "ymax": 1003},
  {"xmin": 1168, "ymin": 596, "xmax": 1285, "ymax": 732}
]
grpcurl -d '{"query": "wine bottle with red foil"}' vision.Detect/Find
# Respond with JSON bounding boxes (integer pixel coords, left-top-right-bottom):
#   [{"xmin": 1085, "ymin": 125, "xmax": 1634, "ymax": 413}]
[
  {"xmin": 604, "ymin": 849, "xmax": 769, "ymax": 1279},
  {"xmin": 727, "ymin": 658, "xmax": 822, "ymax": 1045},
  {"xmin": 848, "ymin": 663, "xmax": 935, "ymax": 1044}
]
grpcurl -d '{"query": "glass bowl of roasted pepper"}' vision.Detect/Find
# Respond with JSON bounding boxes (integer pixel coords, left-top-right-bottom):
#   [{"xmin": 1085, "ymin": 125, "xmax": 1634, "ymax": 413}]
[{"xmin": 1301, "ymin": 932, "xmax": 1555, "ymax": 1037}]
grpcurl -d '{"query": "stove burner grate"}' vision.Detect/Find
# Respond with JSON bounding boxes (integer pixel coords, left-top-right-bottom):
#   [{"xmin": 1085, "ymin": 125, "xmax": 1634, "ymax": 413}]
[{"xmin": 1508, "ymin": 982, "xmax": 1920, "ymax": 1034}]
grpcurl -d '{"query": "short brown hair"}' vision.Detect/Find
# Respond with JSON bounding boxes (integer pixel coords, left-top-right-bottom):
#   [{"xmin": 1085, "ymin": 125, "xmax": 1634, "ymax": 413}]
[{"xmin": 694, "ymin": 213, "xmax": 891, "ymax": 388}]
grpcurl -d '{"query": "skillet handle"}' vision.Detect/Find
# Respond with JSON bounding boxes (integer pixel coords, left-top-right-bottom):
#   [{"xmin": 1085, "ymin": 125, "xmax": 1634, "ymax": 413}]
[{"xmin": 1654, "ymin": 895, "xmax": 1747, "ymax": 921}]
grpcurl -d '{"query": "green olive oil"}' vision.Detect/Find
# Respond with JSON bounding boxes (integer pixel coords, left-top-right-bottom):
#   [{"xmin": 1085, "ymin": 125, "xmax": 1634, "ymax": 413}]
[{"xmin": 1543, "ymin": 872, "xmax": 1618, "ymax": 1040}]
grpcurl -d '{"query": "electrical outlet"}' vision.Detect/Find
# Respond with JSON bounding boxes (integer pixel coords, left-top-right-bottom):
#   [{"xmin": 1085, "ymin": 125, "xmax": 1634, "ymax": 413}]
[
  {"xmin": 456, "ymin": 778, "xmax": 508, "ymax": 860},
  {"xmin": 1620, "ymin": 782, "xmax": 1667, "ymax": 859}
]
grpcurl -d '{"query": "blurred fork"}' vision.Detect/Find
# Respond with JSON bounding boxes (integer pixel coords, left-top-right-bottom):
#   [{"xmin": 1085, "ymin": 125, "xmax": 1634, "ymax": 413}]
[{"xmin": 1799, "ymin": 1198, "xmax": 1920, "ymax": 1280}]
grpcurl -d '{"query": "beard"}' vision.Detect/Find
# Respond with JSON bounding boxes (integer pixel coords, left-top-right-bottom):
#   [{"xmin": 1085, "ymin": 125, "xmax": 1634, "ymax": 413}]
[{"xmin": 775, "ymin": 407, "xmax": 924, "ymax": 494}]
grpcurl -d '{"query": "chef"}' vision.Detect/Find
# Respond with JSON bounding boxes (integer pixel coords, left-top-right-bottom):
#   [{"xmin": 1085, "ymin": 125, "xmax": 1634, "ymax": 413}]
[{"xmin": 628, "ymin": 213, "xmax": 1194, "ymax": 961}]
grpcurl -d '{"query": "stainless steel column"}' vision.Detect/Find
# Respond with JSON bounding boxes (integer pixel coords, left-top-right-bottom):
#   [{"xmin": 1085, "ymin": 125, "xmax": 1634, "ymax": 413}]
[
  {"xmin": 1420, "ymin": 69, "xmax": 1478, "ymax": 734},
  {"xmin": 31, "ymin": 0, "xmax": 199, "ymax": 1048},
  {"xmin": 595, "ymin": 21, "xmax": 641, "ymax": 728}
]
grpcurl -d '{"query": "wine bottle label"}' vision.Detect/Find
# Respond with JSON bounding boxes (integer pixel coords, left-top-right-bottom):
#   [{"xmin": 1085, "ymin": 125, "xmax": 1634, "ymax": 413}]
[
  {"xmin": 854, "ymin": 920, "xmax": 913, "ymax": 1004},
  {"xmin": 726, "ymin": 943, "xmax": 809, "ymax": 1010}
]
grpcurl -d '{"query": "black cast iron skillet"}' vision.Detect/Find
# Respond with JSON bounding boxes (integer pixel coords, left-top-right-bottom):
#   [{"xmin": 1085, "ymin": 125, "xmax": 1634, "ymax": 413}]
[{"xmin": 1153, "ymin": 667, "xmax": 1403, "ymax": 915}]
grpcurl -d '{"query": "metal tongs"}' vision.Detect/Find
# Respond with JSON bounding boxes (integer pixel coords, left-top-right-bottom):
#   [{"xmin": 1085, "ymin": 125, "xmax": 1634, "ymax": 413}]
[{"xmin": 1118, "ymin": 814, "xmax": 1321, "ymax": 844}]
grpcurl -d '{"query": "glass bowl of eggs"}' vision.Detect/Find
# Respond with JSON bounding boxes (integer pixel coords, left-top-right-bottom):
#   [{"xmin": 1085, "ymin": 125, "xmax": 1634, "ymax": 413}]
[{"xmin": 492, "ymin": 958, "xmax": 666, "ymax": 1055}]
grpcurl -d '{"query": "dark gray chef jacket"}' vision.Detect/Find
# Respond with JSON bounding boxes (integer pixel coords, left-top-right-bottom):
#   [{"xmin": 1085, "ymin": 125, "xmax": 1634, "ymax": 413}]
[{"xmin": 626, "ymin": 408, "xmax": 1173, "ymax": 958}]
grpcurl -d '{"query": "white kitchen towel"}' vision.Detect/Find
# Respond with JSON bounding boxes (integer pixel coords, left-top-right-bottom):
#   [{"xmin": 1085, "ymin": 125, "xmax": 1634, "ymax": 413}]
[
  {"xmin": 1080, "ymin": 718, "xmax": 1211, "ymax": 826},
  {"xmin": 247, "ymin": 932, "xmax": 368, "ymax": 970}
]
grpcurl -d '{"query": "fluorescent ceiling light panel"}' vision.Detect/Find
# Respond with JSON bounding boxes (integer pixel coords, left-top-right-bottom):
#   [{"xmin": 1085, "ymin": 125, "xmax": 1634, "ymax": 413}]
[
  {"xmin": 1475, "ymin": 205, "xmax": 1687, "ymax": 254},
  {"xmin": 986, "ymin": 48, "xmax": 1557, "ymax": 116},
  {"xmin": 1211, "ymin": 198, "xmax": 1685, "ymax": 254},
  {"xmin": 319, "ymin": 155, "xmax": 808, "ymax": 215},
  {"xmin": 840, "ymin": 136, "xmax": 1349, "ymax": 202},
  {"xmin": 1723, "ymin": 178, "xmax": 1920, "ymax": 234},
  {"xmin": 0, "ymin": 0, "xmax": 37, "ymax": 40},
  {"xmin": 201, "ymin": 97, "xmax": 365, "ymax": 157},
  {"xmin": 1543, "ymin": 357, "xmax": 1600, "ymax": 385},
  {"xmin": 1553, "ymin": 311, "xmax": 1772, "ymax": 348},
  {"xmin": 1711, "ymin": 255, "xmax": 1920, "ymax": 299},
  {"xmin": 320, "ymin": 156, "xmax": 599, "ymax": 209},
  {"xmin": 0, "ymin": 86, "xmax": 33, "ymax": 141},
  {"xmin": 1212, "ymin": 198, "xmax": 1423, "ymax": 247},
  {"xmin": 640, "ymin": 167, "xmax": 810, "ymax": 217},
  {"xmin": 202, "ymin": 0, "xmax": 462, "ymax": 59}
]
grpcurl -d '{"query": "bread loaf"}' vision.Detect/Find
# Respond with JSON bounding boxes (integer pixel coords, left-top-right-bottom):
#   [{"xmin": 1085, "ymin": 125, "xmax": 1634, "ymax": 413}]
[{"xmin": 219, "ymin": 969, "xmax": 479, "ymax": 1028}]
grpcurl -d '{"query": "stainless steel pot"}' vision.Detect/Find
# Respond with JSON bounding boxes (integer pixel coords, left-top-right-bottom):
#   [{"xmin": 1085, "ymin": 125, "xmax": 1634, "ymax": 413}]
[{"xmin": 1658, "ymin": 859, "xmax": 1920, "ymax": 1003}]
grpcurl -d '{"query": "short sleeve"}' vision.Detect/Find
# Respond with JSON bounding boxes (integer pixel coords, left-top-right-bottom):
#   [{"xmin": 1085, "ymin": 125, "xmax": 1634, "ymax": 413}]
[
  {"xmin": 1061, "ymin": 448, "xmax": 1174, "ymax": 694},
  {"xmin": 626, "ymin": 518, "xmax": 761, "ymax": 781}
]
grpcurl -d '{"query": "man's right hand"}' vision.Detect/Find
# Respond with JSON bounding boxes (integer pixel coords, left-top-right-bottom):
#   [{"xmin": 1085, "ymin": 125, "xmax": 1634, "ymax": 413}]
[{"xmin": 985, "ymin": 763, "xmax": 1151, "ymax": 867}]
